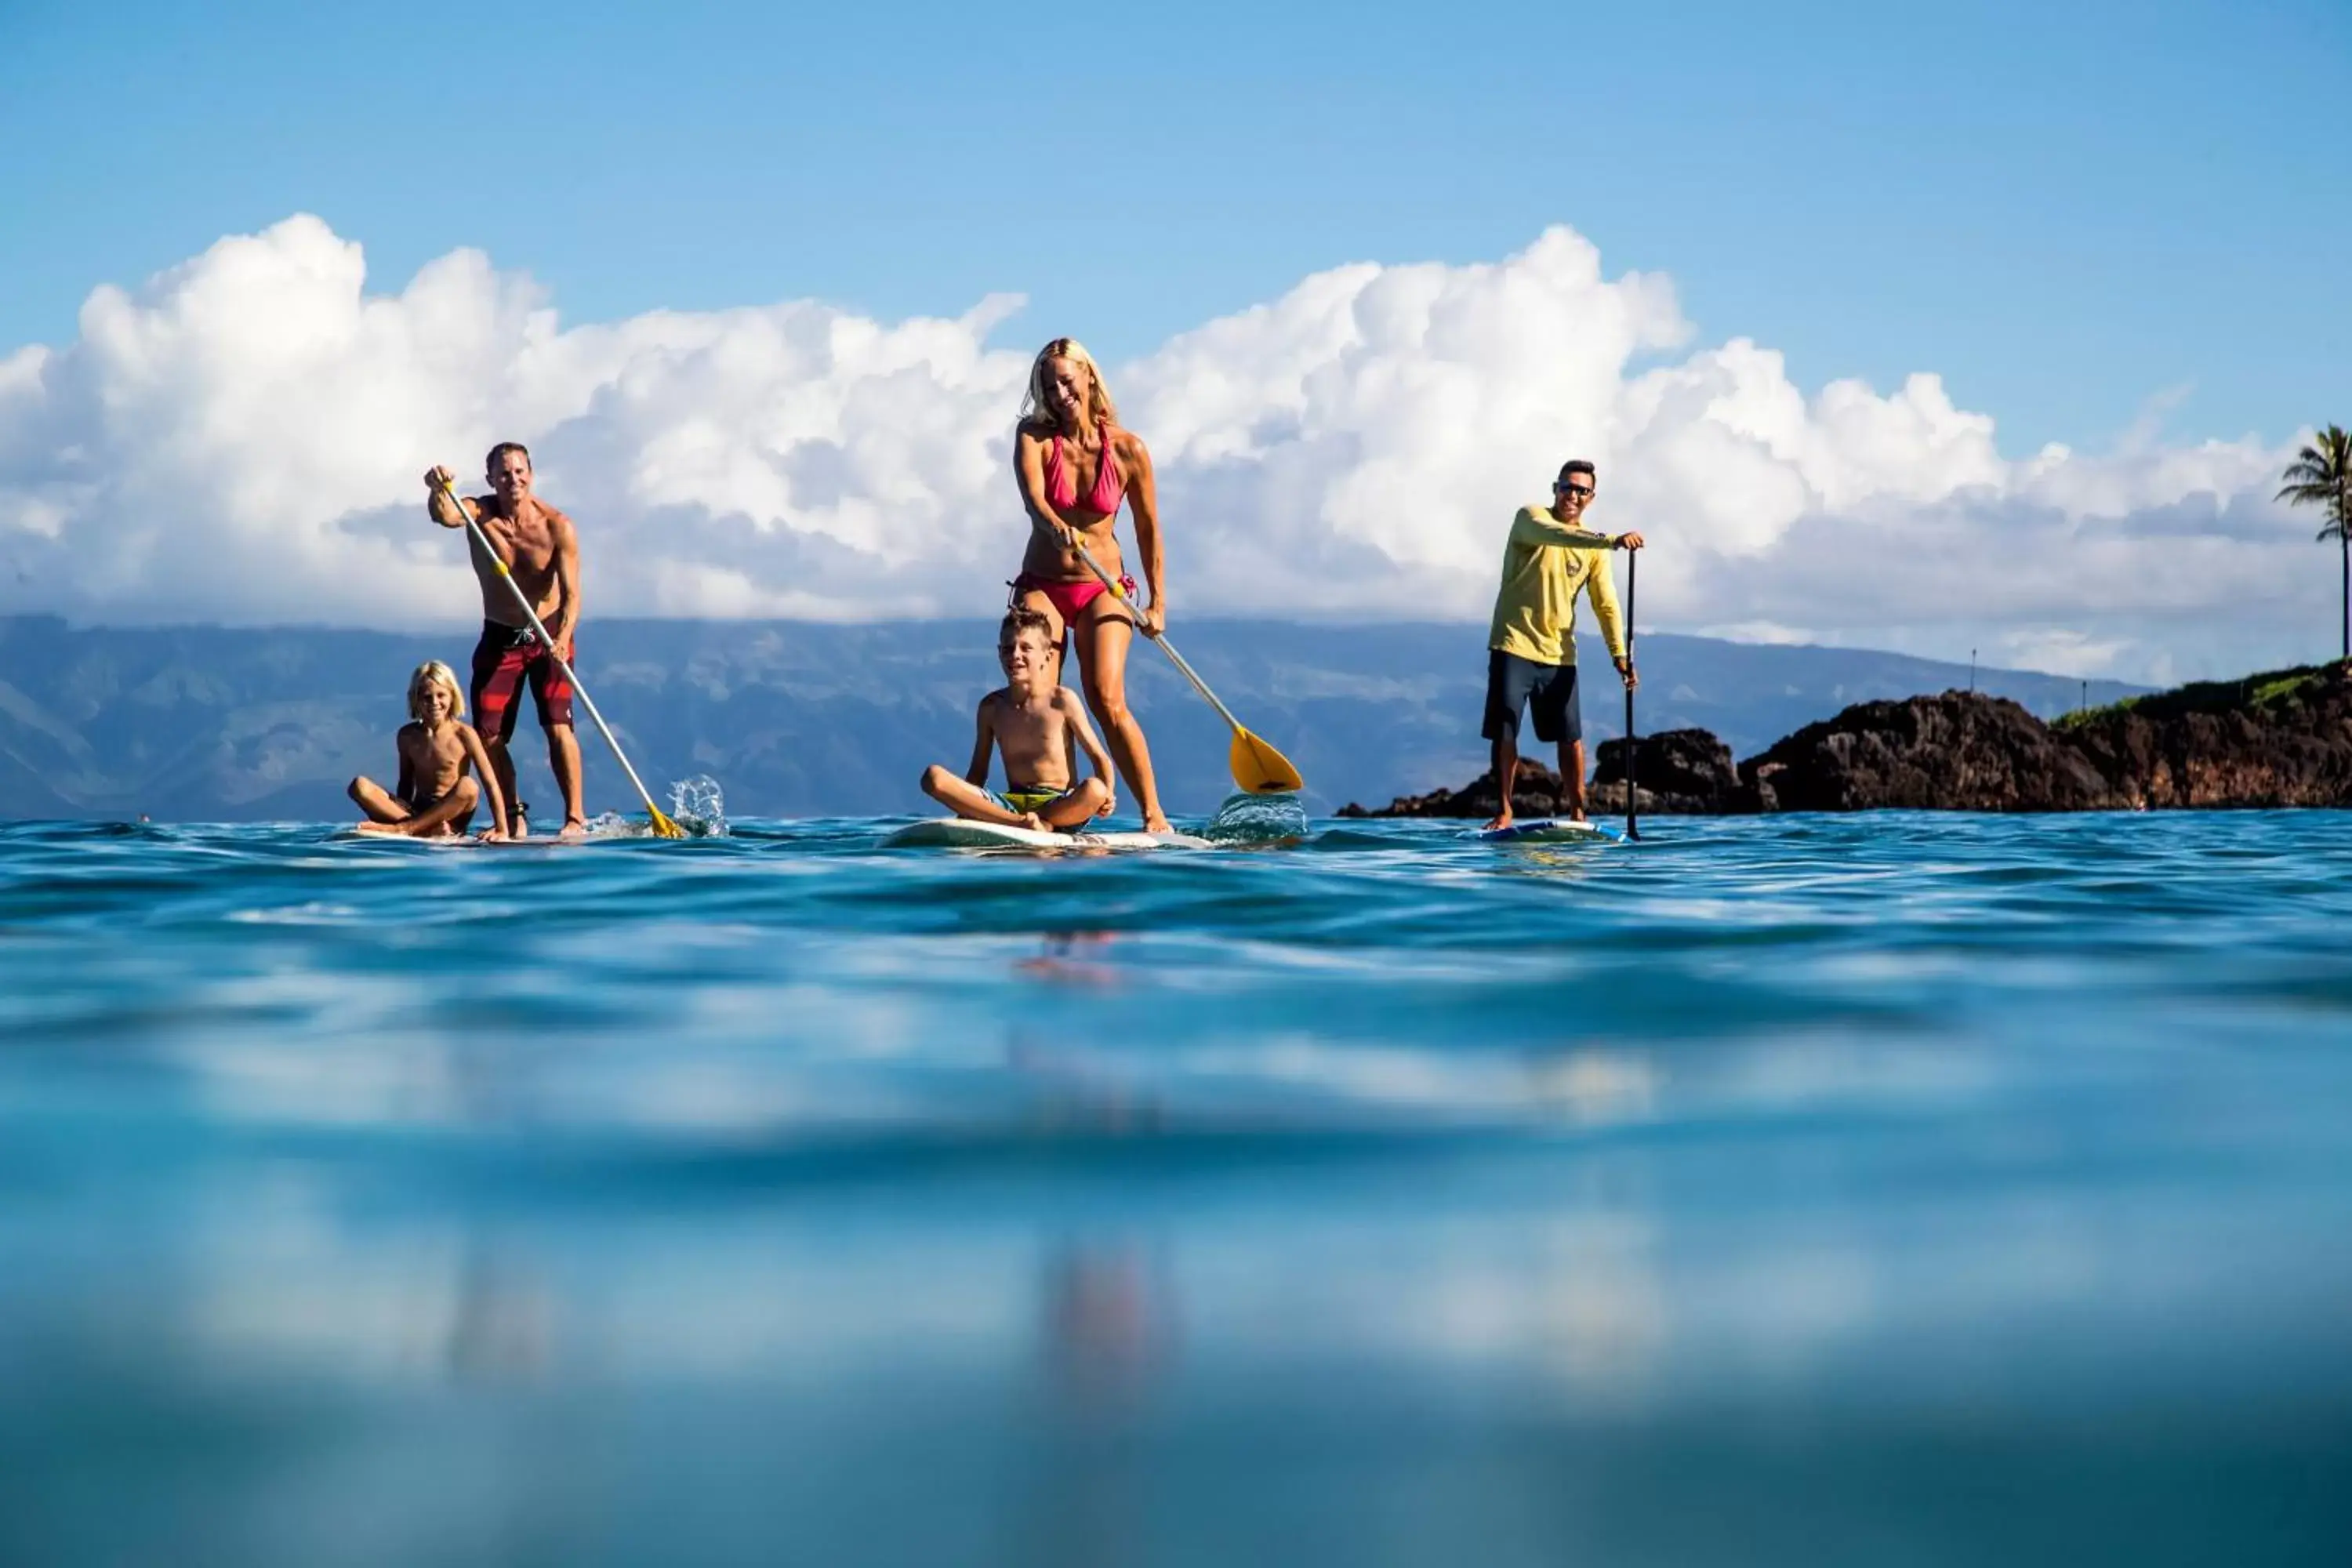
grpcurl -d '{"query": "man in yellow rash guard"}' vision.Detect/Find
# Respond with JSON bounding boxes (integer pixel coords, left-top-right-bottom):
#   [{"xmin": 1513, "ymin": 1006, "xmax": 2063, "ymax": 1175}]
[{"xmin": 1482, "ymin": 459, "xmax": 1643, "ymax": 832}]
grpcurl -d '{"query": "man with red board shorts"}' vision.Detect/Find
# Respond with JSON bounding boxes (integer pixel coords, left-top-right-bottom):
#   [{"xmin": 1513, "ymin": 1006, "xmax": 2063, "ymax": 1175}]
[{"xmin": 423, "ymin": 442, "xmax": 587, "ymax": 838}]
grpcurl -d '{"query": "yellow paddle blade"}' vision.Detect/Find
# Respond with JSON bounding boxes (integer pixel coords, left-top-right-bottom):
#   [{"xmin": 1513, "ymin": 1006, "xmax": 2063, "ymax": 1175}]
[
  {"xmin": 1230, "ymin": 727, "xmax": 1304, "ymax": 795},
  {"xmin": 648, "ymin": 807, "xmax": 688, "ymax": 839}
]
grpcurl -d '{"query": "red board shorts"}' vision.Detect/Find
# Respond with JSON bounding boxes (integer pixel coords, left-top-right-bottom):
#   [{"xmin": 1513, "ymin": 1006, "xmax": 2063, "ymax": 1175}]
[{"xmin": 469, "ymin": 620, "xmax": 575, "ymax": 742}]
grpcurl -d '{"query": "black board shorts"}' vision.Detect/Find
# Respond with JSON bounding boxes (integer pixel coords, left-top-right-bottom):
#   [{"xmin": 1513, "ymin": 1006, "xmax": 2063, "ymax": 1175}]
[{"xmin": 1482, "ymin": 649, "xmax": 1581, "ymax": 745}]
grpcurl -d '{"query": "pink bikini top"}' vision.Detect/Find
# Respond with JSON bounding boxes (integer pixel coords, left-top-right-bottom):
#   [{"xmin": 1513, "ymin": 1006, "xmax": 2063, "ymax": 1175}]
[{"xmin": 1044, "ymin": 419, "xmax": 1125, "ymax": 515}]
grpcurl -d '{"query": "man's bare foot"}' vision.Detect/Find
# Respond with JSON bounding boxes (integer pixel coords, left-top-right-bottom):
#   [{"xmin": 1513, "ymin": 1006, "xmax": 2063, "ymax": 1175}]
[
  {"xmin": 509, "ymin": 802, "xmax": 530, "ymax": 838},
  {"xmin": 560, "ymin": 816, "xmax": 589, "ymax": 840},
  {"xmin": 1483, "ymin": 811, "xmax": 1515, "ymax": 833},
  {"xmin": 354, "ymin": 820, "xmax": 404, "ymax": 836},
  {"xmin": 1017, "ymin": 811, "xmax": 1047, "ymax": 832},
  {"xmin": 1145, "ymin": 814, "xmax": 1173, "ymax": 834}
]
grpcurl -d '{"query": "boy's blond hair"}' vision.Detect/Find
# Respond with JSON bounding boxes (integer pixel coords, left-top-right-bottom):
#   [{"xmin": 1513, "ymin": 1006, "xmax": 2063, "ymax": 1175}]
[{"xmin": 406, "ymin": 660, "xmax": 466, "ymax": 724}]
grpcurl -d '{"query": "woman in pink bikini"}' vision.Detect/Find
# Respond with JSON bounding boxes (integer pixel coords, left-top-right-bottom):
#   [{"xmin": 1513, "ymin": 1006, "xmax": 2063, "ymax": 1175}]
[{"xmin": 1011, "ymin": 337, "xmax": 1172, "ymax": 833}]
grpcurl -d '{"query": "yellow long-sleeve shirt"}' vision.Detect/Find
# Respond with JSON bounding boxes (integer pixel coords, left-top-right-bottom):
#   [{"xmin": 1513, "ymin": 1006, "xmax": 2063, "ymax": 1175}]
[{"xmin": 1486, "ymin": 505, "xmax": 1627, "ymax": 666}]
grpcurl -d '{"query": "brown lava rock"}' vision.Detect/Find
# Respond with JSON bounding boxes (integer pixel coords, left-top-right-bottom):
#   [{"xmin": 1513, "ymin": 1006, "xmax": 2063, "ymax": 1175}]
[
  {"xmin": 1337, "ymin": 760, "xmax": 1575, "ymax": 821},
  {"xmin": 1339, "ymin": 663, "xmax": 2352, "ymax": 817},
  {"xmin": 1591, "ymin": 728, "xmax": 1741, "ymax": 814},
  {"xmin": 1737, "ymin": 691, "xmax": 2114, "ymax": 811}
]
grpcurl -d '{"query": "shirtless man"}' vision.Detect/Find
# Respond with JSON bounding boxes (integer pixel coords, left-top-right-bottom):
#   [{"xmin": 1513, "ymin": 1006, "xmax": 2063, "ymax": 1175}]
[
  {"xmin": 424, "ymin": 443, "xmax": 586, "ymax": 838},
  {"xmin": 920, "ymin": 608, "xmax": 1116, "ymax": 832}
]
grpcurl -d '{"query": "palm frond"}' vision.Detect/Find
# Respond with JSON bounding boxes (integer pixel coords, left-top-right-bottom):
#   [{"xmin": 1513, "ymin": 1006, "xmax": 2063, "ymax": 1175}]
[{"xmin": 2277, "ymin": 425, "xmax": 2352, "ymax": 514}]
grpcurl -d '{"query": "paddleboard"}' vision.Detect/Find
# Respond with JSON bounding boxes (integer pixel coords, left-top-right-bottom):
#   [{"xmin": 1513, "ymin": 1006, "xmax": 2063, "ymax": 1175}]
[
  {"xmin": 883, "ymin": 818, "xmax": 1212, "ymax": 851},
  {"xmin": 333, "ymin": 829, "xmax": 590, "ymax": 848},
  {"xmin": 1468, "ymin": 818, "xmax": 1619, "ymax": 844}
]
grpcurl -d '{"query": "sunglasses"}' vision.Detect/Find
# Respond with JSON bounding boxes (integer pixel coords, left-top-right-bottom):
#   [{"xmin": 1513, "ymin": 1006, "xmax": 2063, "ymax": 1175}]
[{"xmin": 1555, "ymin": 481, "xmax": 1595, "ymax": 499}]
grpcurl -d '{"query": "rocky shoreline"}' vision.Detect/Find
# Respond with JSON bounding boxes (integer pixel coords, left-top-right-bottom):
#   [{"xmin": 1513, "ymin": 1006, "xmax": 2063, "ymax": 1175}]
[{"xmin": 1338, "ymin": 662, "xmax": 2352, "ymax": 817}]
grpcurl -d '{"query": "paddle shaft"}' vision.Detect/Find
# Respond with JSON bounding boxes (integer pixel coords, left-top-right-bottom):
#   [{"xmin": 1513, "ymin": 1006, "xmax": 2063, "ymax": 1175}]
[
  {"xmin": 1624, "ymin": 546, "xmax": 1640, "ymax": 841},
  {"xmin": 1067, "ymin": 539, "xmax": 1248, "ymax": 735},
  {"xmin": 434, "ymin": 477, "xmax": 671, "ymax": 827}
]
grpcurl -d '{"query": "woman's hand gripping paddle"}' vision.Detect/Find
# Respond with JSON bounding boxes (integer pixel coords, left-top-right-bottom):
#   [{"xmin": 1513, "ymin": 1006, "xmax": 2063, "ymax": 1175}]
[
  {"xmin": 1068, "ymin": 541, "xmax": 1304, "ymax": 795},
  {"xmin": 433, "ymin": 474, "xmax": 686, "ymax": 839}
]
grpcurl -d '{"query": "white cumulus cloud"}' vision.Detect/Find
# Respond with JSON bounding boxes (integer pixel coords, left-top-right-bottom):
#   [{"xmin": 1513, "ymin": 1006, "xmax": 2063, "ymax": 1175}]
[{"xmin": 0, "ymin": 214, "xmax": 2327, "ymax": 681}]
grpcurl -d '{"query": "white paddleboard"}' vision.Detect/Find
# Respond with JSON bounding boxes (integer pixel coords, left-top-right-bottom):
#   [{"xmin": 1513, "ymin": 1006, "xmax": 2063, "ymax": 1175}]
[
  {"xmin": 883, "ymin": 818, "xmax": 1213, "ymax": 851},
  {"xmin": 1468, "ymin": 818, "xmax": 1619, "ymax": 844},
  {"xmin": 332, "ymin": 829, "xmax": 589, "ymax": 848}
]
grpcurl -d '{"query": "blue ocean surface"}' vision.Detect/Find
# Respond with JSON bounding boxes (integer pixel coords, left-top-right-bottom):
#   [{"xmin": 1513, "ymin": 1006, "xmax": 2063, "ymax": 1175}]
[{"xmin": 2, "ymin": 806, "xmax": 2348, "ymax": 1565}]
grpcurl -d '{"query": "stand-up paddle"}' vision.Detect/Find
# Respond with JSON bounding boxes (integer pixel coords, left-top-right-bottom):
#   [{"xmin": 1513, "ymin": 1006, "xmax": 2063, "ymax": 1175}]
[
  {"xmin": 432, "ymin": 474, "xmax": 685, "ymax": 839},
  {"xmin": 1069, "ymin": 540, "xmax": 1304, "ymax": 796},
  {"xmin": 1623, "ymin": 546, "xmax": 1641, "ymax": 842}
]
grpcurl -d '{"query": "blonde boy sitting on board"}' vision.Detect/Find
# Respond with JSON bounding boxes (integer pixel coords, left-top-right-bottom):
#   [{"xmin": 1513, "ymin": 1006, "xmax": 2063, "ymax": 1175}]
[
  {"xmin": 921, "ymin": 609, "xmax": 1116, "ymax": 833},
  {"xmin": 347, "ymin": 661, "xmax": 509, "ymax": 840}
]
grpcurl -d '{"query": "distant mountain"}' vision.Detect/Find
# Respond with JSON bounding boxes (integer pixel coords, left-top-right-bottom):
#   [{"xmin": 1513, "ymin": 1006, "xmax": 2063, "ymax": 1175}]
[{"xmin": 0, "ymin": 616, "xmax": 2143, "ymax": 822}]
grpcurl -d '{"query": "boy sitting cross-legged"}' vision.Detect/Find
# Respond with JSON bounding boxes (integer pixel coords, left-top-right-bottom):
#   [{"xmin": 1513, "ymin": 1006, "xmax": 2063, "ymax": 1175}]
[
  {"xmin": 921, "ymin": 609, "xmax": 1116, "ymax": 833},
  {"xmin": 348, "ymin": 660, "xmax": 508, "ymax": 840}
]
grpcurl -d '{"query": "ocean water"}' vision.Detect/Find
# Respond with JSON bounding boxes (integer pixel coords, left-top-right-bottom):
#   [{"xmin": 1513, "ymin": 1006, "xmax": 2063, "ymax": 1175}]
[{"xmin": 2, "ymin": 807, "xmax": 2348, "ymax": 1565}]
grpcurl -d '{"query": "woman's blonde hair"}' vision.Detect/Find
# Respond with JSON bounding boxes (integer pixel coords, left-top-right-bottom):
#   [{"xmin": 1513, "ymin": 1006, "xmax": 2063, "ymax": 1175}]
[
  {"xmin": 407, "ymin": 660, "xmax": 466, "ymax": 724},
  {"xmin": 1021, "ymin": 337, "xmax": 1118, "ymax": 432}
]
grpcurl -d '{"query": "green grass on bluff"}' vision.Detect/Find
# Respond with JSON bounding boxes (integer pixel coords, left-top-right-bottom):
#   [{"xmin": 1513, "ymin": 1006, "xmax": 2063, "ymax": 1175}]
[{"xmin": 2054, "ymin": 660, "xmax": 2347, "ymax": 732}]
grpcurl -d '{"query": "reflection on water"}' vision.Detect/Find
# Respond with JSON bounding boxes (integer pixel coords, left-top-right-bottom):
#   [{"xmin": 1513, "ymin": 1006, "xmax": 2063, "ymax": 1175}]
[
  {"xmin": 1014, "ymin": 930, "xmax": 1126, "ymax": 989},
  {"xmin": 1043, "ymin": 1241, "xmax": 1174, "ymax": 1409},
  {"xmin": 2, "ymin": 812, "xmax": 2350, "ymax": 1564},
  {"xmin": 443, "ymin": 1240, "xmax": 555, "ymax": 1382}
]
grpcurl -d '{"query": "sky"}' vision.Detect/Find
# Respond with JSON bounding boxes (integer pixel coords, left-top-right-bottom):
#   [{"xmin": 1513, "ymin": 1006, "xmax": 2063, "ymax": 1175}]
[{"xmin": 0, "ymin": 0, "xmax": 2344, "ymax": 682}]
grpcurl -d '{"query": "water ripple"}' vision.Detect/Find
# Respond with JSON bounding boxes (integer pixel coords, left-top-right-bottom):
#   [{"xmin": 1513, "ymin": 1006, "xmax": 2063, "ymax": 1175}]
[{"xmin": 4, "ymin": 811, "xmax": 2350, "ymax": 1563}]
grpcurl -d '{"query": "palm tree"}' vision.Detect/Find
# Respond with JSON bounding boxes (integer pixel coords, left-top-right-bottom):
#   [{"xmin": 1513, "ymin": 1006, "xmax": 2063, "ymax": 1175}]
[{"xmin": 2279, "ymin": 425, "xmax": 2352, "ymax": 662}]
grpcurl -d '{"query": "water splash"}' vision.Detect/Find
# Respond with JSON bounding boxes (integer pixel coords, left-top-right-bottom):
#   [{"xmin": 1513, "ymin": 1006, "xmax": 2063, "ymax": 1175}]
[
  {"xmin": 1198, "ymin": 791, "xmax": 1308, "ymax": 844},
  {"xmin": 668, "ymin": 775, "xmax": 728, "ymax": 837},
  {"xmin": 579, "ymin": 776, "xmax": 728, "ymax": 839}
]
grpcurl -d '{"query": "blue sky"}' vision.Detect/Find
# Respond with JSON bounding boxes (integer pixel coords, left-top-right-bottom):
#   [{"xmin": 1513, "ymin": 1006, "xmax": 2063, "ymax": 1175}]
[
  {"xmin": 1, "ymin": 0, "xmax": 2344, "ymax": 681},
  {"xmin": 2, "ymin": 0, "xmax": 2343, "ymax": 452}
]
